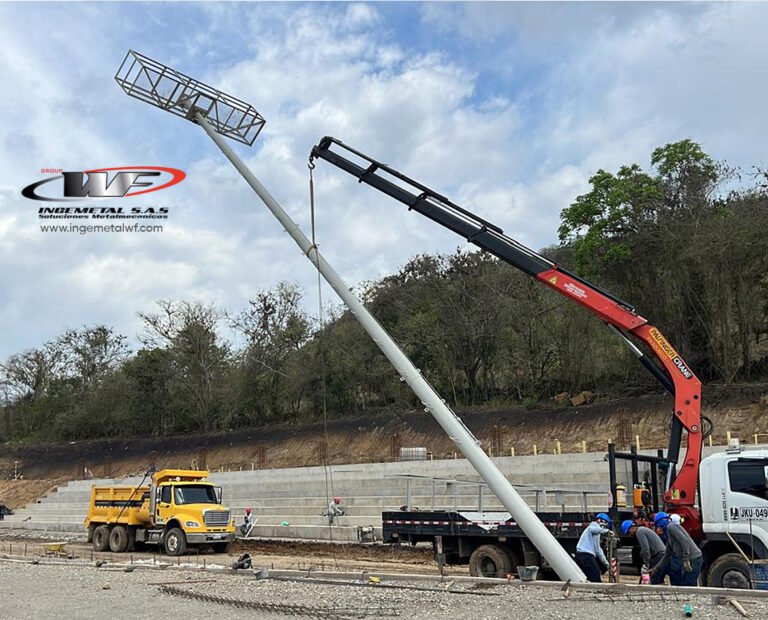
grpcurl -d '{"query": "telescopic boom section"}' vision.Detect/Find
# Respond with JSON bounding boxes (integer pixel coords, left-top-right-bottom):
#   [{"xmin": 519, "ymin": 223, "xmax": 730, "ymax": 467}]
[{"xmin": 311, "ymin": 137, "xmax": 703, "ymax": 526}]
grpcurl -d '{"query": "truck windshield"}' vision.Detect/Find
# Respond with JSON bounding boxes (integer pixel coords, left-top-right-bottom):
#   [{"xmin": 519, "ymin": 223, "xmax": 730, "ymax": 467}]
[{"xmin": 173, "ymin": 485, "xmax": 219, "ymax": 505}]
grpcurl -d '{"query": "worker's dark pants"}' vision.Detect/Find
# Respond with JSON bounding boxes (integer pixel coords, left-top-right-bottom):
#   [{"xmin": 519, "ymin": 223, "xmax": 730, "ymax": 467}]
[
  {"xmin": 670, "ymin": 556, "xmax": 702, "ymax": 586},
  {"xmin": 649, "ymin": 551, "xmax": 666, "ymax": 585},
  {"xmin": 575, "ymin": 552, "xmax": 603, "ymax": 583}
]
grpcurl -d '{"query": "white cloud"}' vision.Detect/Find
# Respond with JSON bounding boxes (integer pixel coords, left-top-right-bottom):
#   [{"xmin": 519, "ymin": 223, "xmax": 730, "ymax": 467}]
[{"xmin": 0, "ymin": 1, "xmax": 766, "ymax": 361}]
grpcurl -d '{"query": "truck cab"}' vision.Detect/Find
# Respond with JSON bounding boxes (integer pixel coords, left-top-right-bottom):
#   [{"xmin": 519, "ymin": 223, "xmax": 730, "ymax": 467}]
[
  {"xmin": 699, "ymin": 446, "xmax": 768, "ymax": 587},
  {"xmin": 147, "ymin": 470, "xmax": 233, "ymax": 554}
]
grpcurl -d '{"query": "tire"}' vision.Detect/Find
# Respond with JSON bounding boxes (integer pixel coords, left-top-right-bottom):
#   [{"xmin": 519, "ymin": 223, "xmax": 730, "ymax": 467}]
[
  {"xmin": 92, "ymin": 525, "xmax": 110, "ymax": 552},
  {"xmin": 469, "ymin": 544, "xmax": 514, "ymax": 578},
  {"xmin": 163, "ymin": 527, "xmax": 187, "ymax": 557},
  {"xmin": 87, "ymin": 524, "xmax": 97, "ymax": 544},
  {"xmin": 211, "ymin": 542, "xmax": 230, "ymax": 554},
  {"xmin": 707, "ymin": 553, "xmax": 752, "ymax": 589},
  {"xmin": 109, "ymin": 525, "xmax": 130, "ymax": 553}
]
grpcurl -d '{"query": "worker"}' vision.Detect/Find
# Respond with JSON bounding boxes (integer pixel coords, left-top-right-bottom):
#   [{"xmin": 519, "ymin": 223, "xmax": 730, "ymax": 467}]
[
  {"xmin": 653, "ymin": 510, "xmax": 669, "ymax": 542},
  {"xmin": 621, "ymin": 519, "xmax": 666, "ymax": 584},
  {"xmin": 240, "ymin": 507, "xmax": 253, "ymax": 536},
  {"xmin": 575, "ymin": 512, "xmax": 613, "ymax": 582},
  {"xmin": 326, "ymin": 497, "xmax": 345, "ymax": 525},
  {"xmin": 648, "ymin": 512, "xmax": 703, "ymax": 586}
]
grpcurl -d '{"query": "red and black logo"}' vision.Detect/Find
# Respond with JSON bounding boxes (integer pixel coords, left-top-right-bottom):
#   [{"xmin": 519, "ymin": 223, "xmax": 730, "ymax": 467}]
[{"xmin": 22, "ymin": 166, "xmax": 185, "ymax": 202}]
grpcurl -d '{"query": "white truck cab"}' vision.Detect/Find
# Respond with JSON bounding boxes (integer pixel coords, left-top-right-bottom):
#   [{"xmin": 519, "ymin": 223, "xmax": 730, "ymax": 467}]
[{"xmin": 699, "ymin": 444, "xmax": 768, "ymax": 587}]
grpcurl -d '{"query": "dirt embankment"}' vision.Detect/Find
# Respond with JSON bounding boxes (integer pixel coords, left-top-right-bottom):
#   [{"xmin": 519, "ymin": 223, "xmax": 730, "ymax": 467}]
[
  {"xmin": 0, "ymin": 479, "xmax": 68, "ymax": 510},
  {"xmin": 1, "ymin": 384, "xmax": 767, "ymax": 507}
]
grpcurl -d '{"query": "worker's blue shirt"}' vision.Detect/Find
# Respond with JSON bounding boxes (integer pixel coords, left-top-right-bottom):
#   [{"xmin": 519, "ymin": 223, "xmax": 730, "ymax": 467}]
[{"xmin": 576, "ymin": 521, "xmax": 609, "ymax": 565}]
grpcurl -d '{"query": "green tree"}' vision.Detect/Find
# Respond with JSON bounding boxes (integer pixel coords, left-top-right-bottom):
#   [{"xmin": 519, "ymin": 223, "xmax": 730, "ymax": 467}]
[
  {"xmin": 229, "ymin": 282, "xmax": 312, "ymax": 424},
  {"xmin": 139, "ymin": 300, "xmax": 229, "ymax": 432}
]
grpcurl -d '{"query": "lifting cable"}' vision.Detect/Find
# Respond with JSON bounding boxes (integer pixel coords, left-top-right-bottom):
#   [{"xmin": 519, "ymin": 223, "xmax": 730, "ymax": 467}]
[{"xmin": 308, "ymin": 157, "xmax": 340, "ymax": 555}]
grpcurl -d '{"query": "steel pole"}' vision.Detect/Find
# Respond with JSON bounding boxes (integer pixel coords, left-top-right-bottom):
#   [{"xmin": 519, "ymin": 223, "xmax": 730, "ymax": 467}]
[{"xmin": 192, "ymin": 111, "xmax": 586, "ymax": 582}]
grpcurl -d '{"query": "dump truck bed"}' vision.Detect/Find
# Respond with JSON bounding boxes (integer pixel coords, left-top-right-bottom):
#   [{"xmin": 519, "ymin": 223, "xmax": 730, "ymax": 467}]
[{"xmin": 84, "ymin": 485, "xmax": 151, "ymax": 528}]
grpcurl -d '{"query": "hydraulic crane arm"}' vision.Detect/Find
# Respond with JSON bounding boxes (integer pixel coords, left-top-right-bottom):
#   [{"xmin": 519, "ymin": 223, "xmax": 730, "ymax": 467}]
[{"xmin": 311, "ymin": 136, "xmax": 703, "ymax": 521}]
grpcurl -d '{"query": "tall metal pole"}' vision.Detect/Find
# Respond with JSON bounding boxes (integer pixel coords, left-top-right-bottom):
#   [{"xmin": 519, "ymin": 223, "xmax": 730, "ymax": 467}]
[{"xmin": 192, "ymin": 111, "xmax": 586, "ymax": 582}]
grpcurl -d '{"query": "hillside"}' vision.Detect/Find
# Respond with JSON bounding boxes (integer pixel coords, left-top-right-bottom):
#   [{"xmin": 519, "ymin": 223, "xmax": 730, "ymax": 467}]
[{"xmin": 1, "ymin": 384, "xmax": 766, "ymax": 503}]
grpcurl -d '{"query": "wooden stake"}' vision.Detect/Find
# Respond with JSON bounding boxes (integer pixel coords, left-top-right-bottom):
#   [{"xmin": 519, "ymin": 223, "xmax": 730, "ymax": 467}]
[{"xmin": 729, "ymin": 598, "xmax": 749, "ymax": 617}]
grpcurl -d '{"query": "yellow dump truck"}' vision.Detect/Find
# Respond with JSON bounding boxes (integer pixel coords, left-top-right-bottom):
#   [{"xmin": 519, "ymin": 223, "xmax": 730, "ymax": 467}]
[{"xmin": 84, "ymin": 469, "xmax": 235, "ymax": 556}]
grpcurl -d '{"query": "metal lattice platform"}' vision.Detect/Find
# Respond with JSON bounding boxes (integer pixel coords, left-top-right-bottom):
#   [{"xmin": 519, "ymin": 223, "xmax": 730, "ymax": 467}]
[{"xmin": 115, "ymin": 50, "xmax": 265, "ymax": 146}]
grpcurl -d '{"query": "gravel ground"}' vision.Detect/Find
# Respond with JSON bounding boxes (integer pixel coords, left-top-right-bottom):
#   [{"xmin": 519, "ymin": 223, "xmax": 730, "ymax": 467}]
[
  {"xmin": 2, "ymin": 560, "xmax": 768, "ymax": 620},
  {"xmin": 0, "ymin": 531, "xmax": 446, "ymax": 576}
]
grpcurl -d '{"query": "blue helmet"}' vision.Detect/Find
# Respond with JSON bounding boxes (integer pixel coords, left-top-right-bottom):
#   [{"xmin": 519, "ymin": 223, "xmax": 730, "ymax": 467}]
[
  {"xmin": 621, "ymin": 519, "xmax": 634, "ymax": 535},
  {"xmin": 654, "ymin": 511, "xmax": 670, "ymax": 527},
  {"xmin": 596, "ymin": 512, "xmax": 612, "ymax": 527}
]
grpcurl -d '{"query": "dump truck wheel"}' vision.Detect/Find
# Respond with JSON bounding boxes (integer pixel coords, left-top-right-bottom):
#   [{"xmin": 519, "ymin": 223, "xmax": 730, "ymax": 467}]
[
  {"xmin": 211, "ymin": 542, "xmax": 230, "ymax": 554},
  {"xmin": 109, "ymin": 525, "xmax": 130, "ymax": 553},
  {"xmin": 469, "ymin": 544, "xmax": 513, "ymax": 578},
  {"xmin": 164, "ymin": 527, "xmax": 187, "ymax": 556},
  {"xmin": 92, "ymin": 525, "xmax": 110, "ymax": 552}
]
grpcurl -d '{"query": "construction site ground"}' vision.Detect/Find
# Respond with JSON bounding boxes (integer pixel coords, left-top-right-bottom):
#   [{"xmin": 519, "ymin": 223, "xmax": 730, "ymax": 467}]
[
  {"xmin": 0, "ymin": 530, "xmax": 439, "ymax": 575},
  {"xmin": 2, "ymin": 556, "xmax": 766, "ymax": 620},
  {"xmin": 2, "ymin": 385, "xmax": 768, "ymax": 617}
]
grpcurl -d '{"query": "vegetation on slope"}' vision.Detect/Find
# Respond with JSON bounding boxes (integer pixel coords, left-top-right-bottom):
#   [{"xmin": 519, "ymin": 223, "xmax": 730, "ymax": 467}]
[{"xmin": 2, "ymin": 140, "xmax": 767, "ymax": 442}]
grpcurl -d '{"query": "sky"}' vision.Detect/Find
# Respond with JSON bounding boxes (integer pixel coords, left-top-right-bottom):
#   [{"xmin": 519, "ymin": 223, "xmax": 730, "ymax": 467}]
[{"xmin": 0, "ymin": 1, "xmax": 766, "ymax": 360}]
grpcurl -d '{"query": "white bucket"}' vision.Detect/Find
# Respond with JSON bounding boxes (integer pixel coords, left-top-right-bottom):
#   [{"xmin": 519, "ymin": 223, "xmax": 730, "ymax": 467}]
[{"xmin": 517, "ymin": 565, "xmax": 539, "ymax": 581}]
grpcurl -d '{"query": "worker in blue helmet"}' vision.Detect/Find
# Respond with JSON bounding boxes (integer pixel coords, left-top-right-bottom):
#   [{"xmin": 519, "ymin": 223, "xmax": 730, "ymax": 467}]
[
  {"xmin": 653, "ymin": 511, "xmax": 670, "ymax": 543},
  {"xmin": 621, "ymin": 519, "xmax": 666, "ymax": 584},
  {"xmin": 575, "ymin": 512, "xmax": 614, "ymax": 582},
  {"xmin": 649, "ymin": 512, "xmax": 702, "ymax": 586}
]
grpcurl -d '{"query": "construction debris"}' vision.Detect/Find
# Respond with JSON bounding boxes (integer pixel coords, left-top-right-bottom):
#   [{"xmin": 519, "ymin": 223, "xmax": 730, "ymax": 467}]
[
  {"xmin": 570, "ymin": 391, "xmax": 595, "ymax": 407},
  {"xmin": 730, "ymin": 598, "xmax": 749, "ymax": 617},
  {"xmin": 158, "ymin": 583, "xmax": 400, "ymax": 619}
]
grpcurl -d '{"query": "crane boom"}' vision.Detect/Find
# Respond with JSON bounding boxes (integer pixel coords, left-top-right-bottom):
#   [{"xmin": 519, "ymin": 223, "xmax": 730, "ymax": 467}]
[{"xmin": 311, "ymin": 136, "xmax": 704, "ymax": 533}]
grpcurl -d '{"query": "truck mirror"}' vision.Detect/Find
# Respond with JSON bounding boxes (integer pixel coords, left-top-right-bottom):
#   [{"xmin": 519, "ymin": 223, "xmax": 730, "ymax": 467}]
[{"xmin": 215, "ymin": 486, "xmax": 223, "ymax": 504}]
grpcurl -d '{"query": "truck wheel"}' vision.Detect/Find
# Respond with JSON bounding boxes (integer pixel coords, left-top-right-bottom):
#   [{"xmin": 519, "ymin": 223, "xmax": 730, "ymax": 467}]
[
  {"xmin": 87, "ymin": 524, "xmax": 97, "ymax": 544},
  {"xmin": 164, "ymin": 527, "xmax": 187, "ymax": 556},
  {"xmin": 92, "ymin": 525, "xmax": 110, "ymax": 552},
  {"xmin": 211, "ymin": 542, "xmax": 230, "ymax": 554},
  {"xmin": 707, "ymin": 553, "xmax": 751, "ymax": 589},
  {"xmin": 469, "ymin": 544, "xmax": 513, "ymax": 578},
  {"xmin": 109, "ymin": 525, "xmax": 130, "ymax": 553}
]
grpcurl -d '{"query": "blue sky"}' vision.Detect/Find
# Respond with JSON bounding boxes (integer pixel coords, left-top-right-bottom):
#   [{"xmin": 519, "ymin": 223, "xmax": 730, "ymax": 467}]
[{"xmin": 0, "ymin": 1, "xmax": 766, "ymax": 360}]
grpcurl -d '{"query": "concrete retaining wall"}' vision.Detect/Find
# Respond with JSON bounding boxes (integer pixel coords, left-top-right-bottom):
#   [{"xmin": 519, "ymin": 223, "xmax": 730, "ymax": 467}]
[{"xmin": 3, "ymin": 444, "xmax": 759, "ymax": 543}]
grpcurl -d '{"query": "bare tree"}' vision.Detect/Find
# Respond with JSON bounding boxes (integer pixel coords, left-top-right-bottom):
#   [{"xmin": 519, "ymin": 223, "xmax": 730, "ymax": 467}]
[
  {"xmin": 59, "ymin": 326, "xmax": 130, "ymax": 391},
  {"xmin": 0, "ymin": 341, "xmax": 67, "ymax": 400}
]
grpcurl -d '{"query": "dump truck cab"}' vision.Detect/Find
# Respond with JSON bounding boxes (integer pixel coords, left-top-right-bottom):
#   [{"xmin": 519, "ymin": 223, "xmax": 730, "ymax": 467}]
[
  {"xmin": 85, "ymin": 468, "xmax": 235, "ymax": 556},
  {"xmin": 147, "ymin": 469, "xmax": 233, "ymax": 552}
]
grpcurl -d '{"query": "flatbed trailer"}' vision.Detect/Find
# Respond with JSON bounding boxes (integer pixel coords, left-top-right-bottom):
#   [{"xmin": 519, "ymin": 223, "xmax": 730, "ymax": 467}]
[{"xmin": 383, "ymin": 509, "xmax": 620, "ymax": 578}]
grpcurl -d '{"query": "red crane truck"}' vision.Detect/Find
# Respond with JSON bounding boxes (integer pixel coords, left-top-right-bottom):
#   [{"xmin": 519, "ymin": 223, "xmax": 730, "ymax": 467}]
[{"xmin": 310, "ymin": 137, "xmax": 768, "ymax": 588}]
